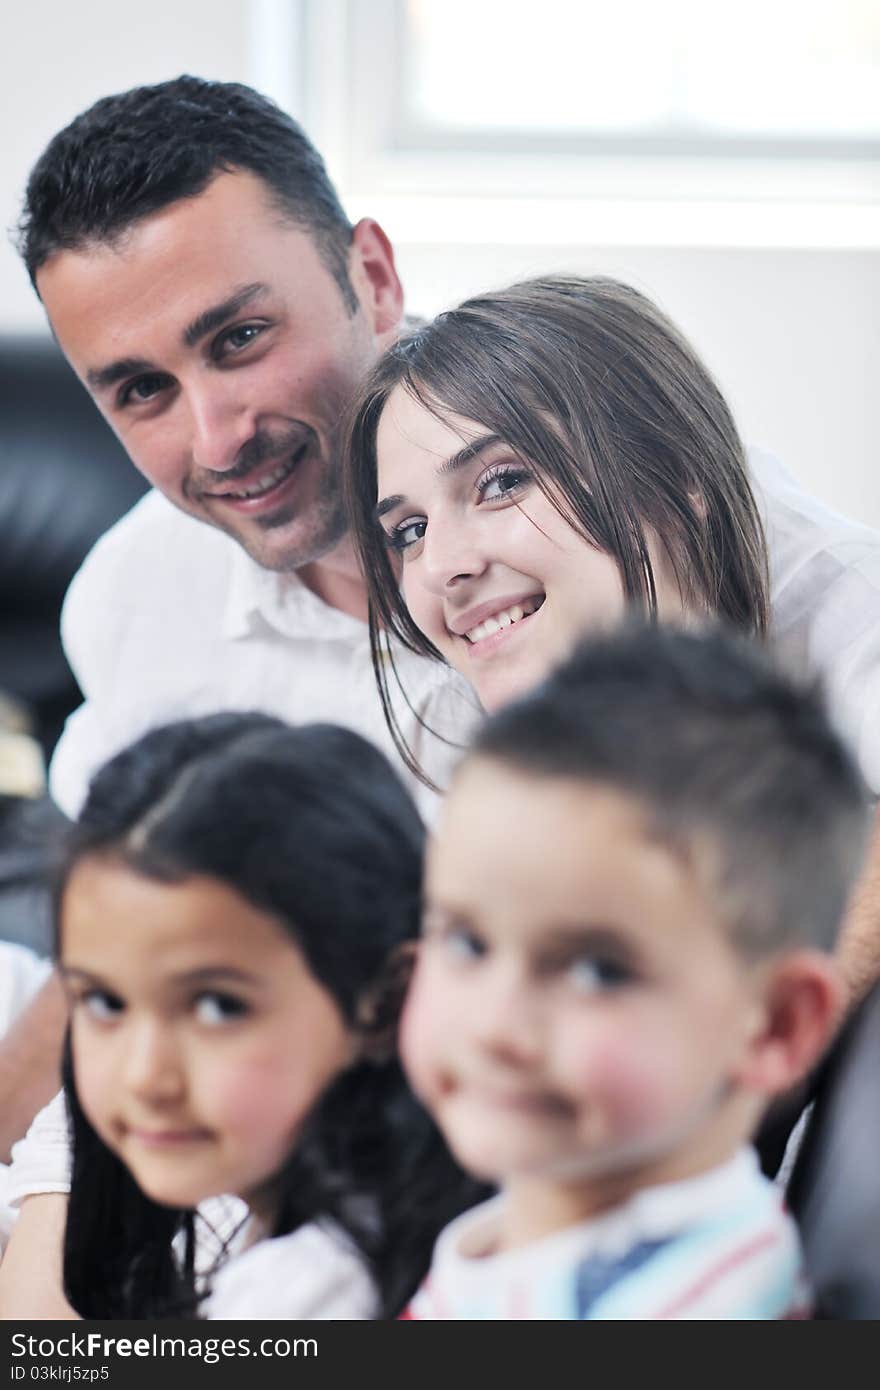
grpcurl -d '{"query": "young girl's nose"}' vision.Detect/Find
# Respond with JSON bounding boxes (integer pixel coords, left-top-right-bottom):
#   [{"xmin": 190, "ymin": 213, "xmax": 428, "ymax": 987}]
[
  {"xmin": 420, "ymin": 515, "xmax": 489, "ymax": 593},
  {"xmin": 123, "ymin": 1018, "xmax": 186, "ymax": 1101}
]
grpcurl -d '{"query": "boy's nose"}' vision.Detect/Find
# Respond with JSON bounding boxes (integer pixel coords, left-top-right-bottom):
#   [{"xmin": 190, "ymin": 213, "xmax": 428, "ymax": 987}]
[{"xmin": 471, "ymin": 969, "xmax": 544, "ymax": 1067}]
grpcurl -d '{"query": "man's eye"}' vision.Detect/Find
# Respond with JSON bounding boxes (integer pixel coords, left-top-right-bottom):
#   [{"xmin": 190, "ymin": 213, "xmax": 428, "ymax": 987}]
[
  {"xmin": 118, "ymin": 374, "xmax": 171, "ymax": 407},
  {"xmin": 193, "ymin": 992, "xmax": 249, "ymax": 1025},
  {"xmin": 385, "ymin": 518, "xmax": 427, "ymax": 552},
  {"xmin": 218, "ymin": 323, "xmax": 264, "ymax": 355},
  {"xmin": 78, "ymin": 990, "xmax": 125, "ymax": 1022}
]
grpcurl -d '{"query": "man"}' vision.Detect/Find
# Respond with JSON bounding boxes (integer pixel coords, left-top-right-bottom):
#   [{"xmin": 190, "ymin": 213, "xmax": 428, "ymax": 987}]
[{"xmin": 2, "ymin": 75, "xmax": 880, "ymax": 1316}]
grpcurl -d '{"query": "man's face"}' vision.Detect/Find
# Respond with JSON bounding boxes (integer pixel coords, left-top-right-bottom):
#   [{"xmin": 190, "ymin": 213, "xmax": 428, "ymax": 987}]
[{"xmin": 36, "ymin": 171, "xmax": 400, "ymax": 572}]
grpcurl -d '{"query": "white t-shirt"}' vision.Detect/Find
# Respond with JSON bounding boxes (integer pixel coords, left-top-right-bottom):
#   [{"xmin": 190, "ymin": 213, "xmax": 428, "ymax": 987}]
[{"xmin": 406, "ymin": 1149, "xmax": 810, "ymax": 1320}]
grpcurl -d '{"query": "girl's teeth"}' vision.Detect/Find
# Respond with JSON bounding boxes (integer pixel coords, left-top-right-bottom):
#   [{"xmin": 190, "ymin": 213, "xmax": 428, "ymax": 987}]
[{"xmin": 466, "ymin": 602, "xmax": 533, "ymax": 644}]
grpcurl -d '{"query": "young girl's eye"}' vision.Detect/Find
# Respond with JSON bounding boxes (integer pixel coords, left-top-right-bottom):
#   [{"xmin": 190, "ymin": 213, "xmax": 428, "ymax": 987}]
[
  {"xmin": 384, "ymin": 518, "xmax": 427, "ymax": 552},
  {"xmin": 77, "ymin": 990, "xmax": 125, "ymax": 1022},
  {"xmin": 476, "ymin": 464, "xmax": 532, "ymax": 504},
  {"xmin": 193, "ymin": 992, "xmax": 250, "ymax": 1026}
]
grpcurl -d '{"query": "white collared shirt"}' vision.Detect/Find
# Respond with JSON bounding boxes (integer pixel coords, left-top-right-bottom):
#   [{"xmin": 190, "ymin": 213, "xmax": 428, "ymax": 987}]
[{"xmin": 49, "ymin": 446, "xmax": 880, "ymax": 820}]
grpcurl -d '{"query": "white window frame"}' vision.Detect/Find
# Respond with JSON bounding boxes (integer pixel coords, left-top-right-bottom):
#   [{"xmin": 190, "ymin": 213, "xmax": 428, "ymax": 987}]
[{"xmin": 250, "ymin": 0, "xmax": 880, "ymax": 250}]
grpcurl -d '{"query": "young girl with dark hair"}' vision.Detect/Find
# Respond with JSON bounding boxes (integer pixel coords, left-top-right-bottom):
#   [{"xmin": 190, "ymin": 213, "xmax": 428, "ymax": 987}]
[
  {"xmin": 343, "ymin": 275, "xmax": 771, "ymax": 780},
  {"xmin": 52, "ymin": 711, "xmax": 482, "ymax": 1319}
]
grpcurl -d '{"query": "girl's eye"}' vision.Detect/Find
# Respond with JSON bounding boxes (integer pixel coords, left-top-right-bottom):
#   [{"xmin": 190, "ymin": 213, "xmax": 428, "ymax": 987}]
[
  {"xmin": 218, "ymin": 322, "xmax": 265, "ymax": 355},
  {"xmin": 385, "ymin": 518, "xmax": 427, "ymax": 552},
  {"xmin": 193, "ymin": 992, "xmax": 249, "ymax": 1025},
  {"xmin": 477, "ymin": 464, "xmax": 532, "ymax": 504},
  {"xmin": 118, "ymin": 373, "xmax": 172, "ymax": 407},
  {"xmin": 78, "ymin": 990, "xmax": 125, "ymax": 1022},
  {"xmin": 567, "ymin": 955, "xmax": 633, "ymax": 994}
]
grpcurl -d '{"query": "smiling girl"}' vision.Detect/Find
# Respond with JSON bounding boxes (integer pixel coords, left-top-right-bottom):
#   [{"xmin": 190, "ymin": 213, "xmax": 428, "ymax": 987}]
[{"xmin": 52, "ymin": 712, "xmax": 480, "ymax": 1318}]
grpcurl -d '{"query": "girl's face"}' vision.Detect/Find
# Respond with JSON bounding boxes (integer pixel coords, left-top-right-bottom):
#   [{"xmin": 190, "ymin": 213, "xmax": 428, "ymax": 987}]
[
  {"xmin": 60, "ymin": 856, "xmax": 356, "ymax": 1216},
  {"xmin": 376, "ymin": 386, "xmax": 688, "ymax": 711}
]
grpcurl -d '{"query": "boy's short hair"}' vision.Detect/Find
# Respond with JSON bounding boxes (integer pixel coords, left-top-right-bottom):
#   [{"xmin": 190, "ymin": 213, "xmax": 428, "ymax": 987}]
[
  {"xmin": 18, "ymin": 74, "xmax": 356, "ymax": 308},
  {"xmin": 471, "ymin": 622, "xmax": 869, "ymax": 958}
]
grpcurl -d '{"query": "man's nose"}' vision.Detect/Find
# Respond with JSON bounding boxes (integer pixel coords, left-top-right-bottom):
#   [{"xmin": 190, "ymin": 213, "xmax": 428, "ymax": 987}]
[
  {"xmin": 187, "ymin": 379, "xmax": 257, "ymax": 476},
  {"xmin": 420, "ymin": 515, "xmax": 489, "ymax": 594},
  {"xmin": 123, "ymin": 1018, "xmax": 186, "ymax": 1103}
]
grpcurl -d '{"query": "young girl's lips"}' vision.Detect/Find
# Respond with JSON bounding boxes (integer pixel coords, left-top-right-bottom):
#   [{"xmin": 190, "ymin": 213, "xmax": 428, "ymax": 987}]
[
  {"xmin": 126, "ymin": 1127, "xmax": 212, "ymax": 1148},
  {"xmin": 462, "ymin": 604, "xmax": 543, "ymax": 663}
]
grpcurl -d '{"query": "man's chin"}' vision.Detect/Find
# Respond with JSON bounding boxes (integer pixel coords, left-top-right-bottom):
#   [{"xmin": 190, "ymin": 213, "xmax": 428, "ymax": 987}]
[{"xmin": 208, "ymin": 505, "xmax": 348, "ymax": 574}]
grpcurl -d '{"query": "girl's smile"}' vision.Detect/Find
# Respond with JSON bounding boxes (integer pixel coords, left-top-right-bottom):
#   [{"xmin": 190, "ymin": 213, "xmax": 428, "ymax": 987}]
[{"xmin": 375, "ymin": 385, "xmax": 686, "ymax": 711}]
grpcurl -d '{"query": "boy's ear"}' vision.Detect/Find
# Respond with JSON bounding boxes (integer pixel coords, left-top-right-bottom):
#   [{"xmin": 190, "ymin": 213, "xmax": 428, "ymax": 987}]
[
  {"xmin": 734, "ymin": 952, "xmax": 845, "ymax": 1097},
  {"xmin": 354, "ymin": 941, "xmax": 419, "ymax": 1064}
]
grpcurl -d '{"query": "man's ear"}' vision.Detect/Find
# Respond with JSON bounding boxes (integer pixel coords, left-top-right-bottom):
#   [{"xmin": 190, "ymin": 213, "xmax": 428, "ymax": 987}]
[
  {"xmin": 734, "ymin": 952, "xmax": 845, "ymax": 1097},
  {"xmin": 348, "ymin": 218, "xmax": 404, "ymax": 344},
  {"xmin": 354, "ymin": 941, "xmax": 419, "ymax": 1064}
]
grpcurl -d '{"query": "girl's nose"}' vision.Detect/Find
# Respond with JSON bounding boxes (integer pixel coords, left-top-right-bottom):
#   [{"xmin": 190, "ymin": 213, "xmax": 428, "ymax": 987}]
[
  {"xmin": 123, "ymin": 1019, "xmax": 186, "ymax": 1103},
  {"xmin": 419, "ymin": 515, "xmax": 489, "ymax": 594}
]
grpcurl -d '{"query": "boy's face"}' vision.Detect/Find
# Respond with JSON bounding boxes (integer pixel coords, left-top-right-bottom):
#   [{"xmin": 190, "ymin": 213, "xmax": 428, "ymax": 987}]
[{"xmin": 402, "ymin": 758, "xmax": 766, "ymax": 1224}]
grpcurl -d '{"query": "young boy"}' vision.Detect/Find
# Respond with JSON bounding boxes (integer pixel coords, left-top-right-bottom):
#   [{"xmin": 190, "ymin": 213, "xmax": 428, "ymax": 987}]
[{"xmin": 401, "ymin": 623, "xmax": 868, "ymax": 1319}]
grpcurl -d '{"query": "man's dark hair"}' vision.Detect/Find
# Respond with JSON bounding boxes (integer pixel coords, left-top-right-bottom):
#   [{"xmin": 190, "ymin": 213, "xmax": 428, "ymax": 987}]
[
  {"xmin": 471, "ymin": 622, "xmax": 870, "ymax": 959},
  {"xmin": 17, "ymin": 75, "xmax": 357, "ymax": 309}
]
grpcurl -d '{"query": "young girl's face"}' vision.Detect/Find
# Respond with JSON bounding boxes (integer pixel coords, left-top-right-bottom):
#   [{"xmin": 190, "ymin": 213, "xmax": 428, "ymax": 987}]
[
  {"xmin": 401, "ymin": 758, "xmax": 765, "ymax": 1236},
  {"xmin": 60, "ymin": 855, "xmax": 356, "ymax": 1215},
  {"xmin": 376, "ymin": 385, "xmax": 688, "ymax": 712}
]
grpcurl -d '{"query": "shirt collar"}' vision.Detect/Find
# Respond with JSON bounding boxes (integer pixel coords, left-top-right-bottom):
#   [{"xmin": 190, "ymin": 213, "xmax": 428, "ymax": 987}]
[{"xmin": 222, "ymin": 540, "xmax": 369, "ymax": 644}]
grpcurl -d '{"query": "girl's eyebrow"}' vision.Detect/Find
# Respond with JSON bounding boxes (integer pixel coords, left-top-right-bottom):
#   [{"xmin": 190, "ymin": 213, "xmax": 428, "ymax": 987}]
[{"xmin": 374, "ymin": 433, "xmax": 502, "ymax": 520}]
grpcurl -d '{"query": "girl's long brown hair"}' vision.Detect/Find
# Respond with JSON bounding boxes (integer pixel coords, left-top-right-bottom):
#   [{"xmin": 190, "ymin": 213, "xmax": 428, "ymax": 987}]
[{"xmin": 342, "ymin": 275, "xmax": 770, "ymax": 784}]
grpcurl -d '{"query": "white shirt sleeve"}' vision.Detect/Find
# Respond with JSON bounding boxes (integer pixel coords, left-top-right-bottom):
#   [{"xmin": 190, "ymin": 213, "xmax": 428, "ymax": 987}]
[
  {"xmin": 0, "ymin": 943, "xmax": 52, "ymax": 1037},
  {"xmin": 5, "ymin": 1090, "xmax": 72, "ymax": 1207},
  {"xmin": 201, "ymin": 1221, "xmax": 377, "ymax": 1320},
  {"xmin": 751, "ymin": 447, "xmax": 880, "ymax": 793}
]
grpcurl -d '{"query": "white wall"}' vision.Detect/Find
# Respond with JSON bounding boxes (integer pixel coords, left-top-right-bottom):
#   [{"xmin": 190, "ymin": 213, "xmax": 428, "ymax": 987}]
[{"xmin": 2, "ymin": 4, "xmax": 878, "ymax": 527}]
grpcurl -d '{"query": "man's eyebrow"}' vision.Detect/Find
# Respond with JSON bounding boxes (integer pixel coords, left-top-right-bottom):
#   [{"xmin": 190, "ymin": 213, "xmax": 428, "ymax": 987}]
[
  {"xmin": 182, "ymin": 281, "xmax": 270, "ymax": 349},
  {"xmin": 84, "ymin": 283, "xmax": 272, "ymax": 392},
  {"xmin": 374, "ymin": 434, "xmax": 502, "ymax": 520},
  {"xmin": 86, "ymin": 356, "xmax": 156, "ymax": 392}
]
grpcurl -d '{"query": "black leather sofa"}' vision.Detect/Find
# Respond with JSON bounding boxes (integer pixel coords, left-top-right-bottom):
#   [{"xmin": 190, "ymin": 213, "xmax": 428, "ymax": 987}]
[{"xmin": 0, "ymin": 334, "xmax": 148, "ymax": 951}]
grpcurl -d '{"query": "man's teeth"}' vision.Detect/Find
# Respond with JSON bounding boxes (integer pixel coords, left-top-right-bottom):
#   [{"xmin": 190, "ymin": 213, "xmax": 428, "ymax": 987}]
[
  {"xmin": 465, "ymin": 599, "xmax": 541, "ymax": 644},
  {"xmin": 225, "ymin": 455, "xmax": 298, "ymax": 500}
]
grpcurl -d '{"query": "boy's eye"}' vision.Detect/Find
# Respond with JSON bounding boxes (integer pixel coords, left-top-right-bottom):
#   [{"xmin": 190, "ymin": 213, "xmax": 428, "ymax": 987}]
[
  {"xmin": 78, "ymin": 990, "xmax": 125, "ymax": 1022},
  {"xmin": 438, "ymin": 926, "xmax": 486, "ymax": 965},
  {"xmin": 193, "ymin": 992, "xmax": 249, "ymax": 1025},
  {"xmin": 567, "ymin": 955, "xmax": 633, "ymax": 994},
  {"xmin": 385, "ymin": 518, "xmax": 427, "ymax": 552}
]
